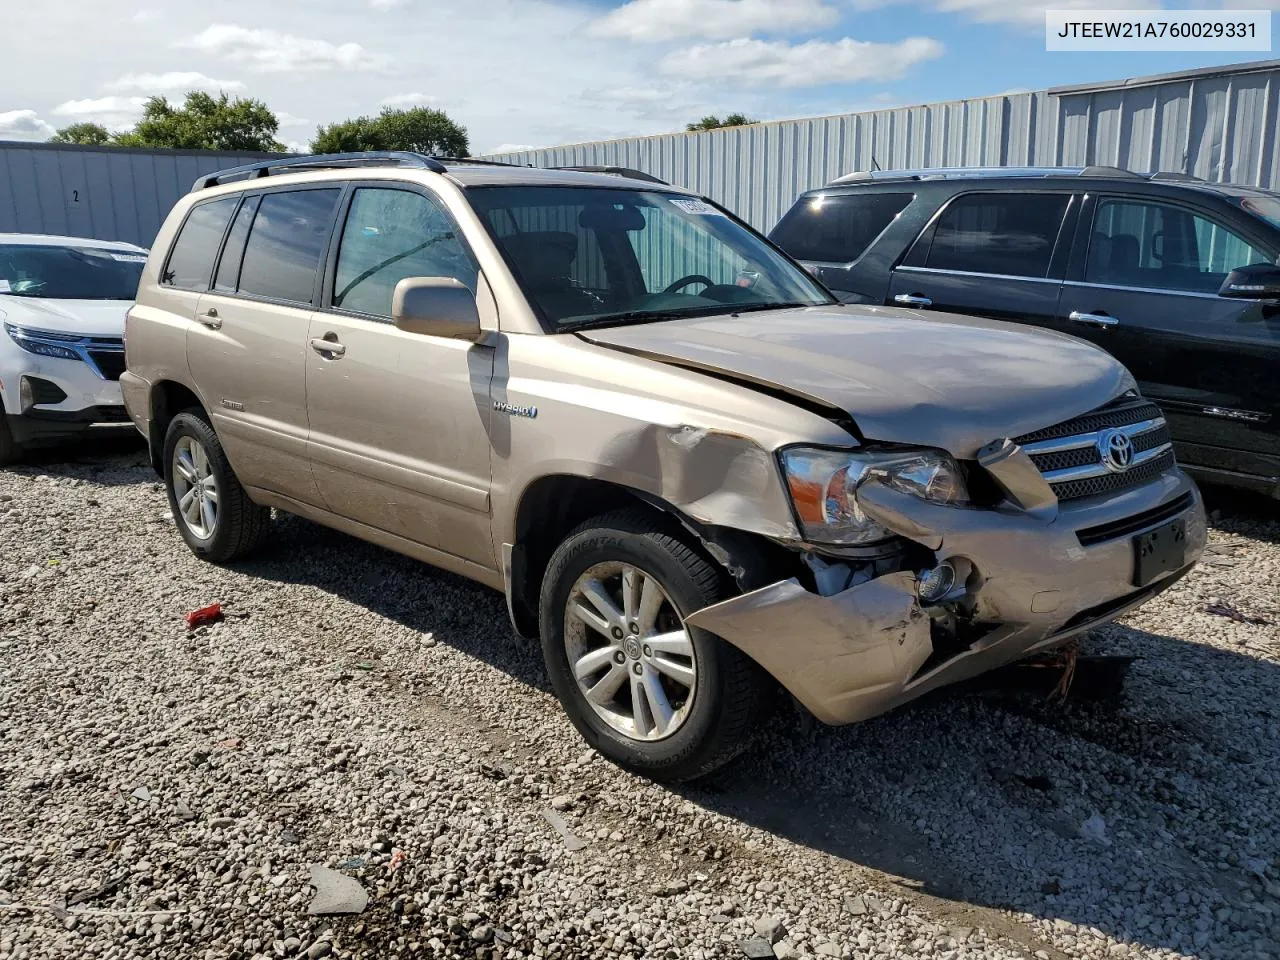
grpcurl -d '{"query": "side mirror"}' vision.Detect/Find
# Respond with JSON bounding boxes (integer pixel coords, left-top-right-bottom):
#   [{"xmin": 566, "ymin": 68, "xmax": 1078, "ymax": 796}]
[
  {"xmin": 1218, "ymin": 262, "xmax": 1280, "ymax": 300},
  {"xmin": 392, "ymin": 277, "xmax": 482, "ymax": 340}
]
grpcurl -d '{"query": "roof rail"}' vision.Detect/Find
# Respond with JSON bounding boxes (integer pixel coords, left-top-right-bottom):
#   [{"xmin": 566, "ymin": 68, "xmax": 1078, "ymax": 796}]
[
  {"xmin": 191, "ymin": 151, "xmax": 448, "ymax": 192},
  {"xmin": 552, "ymin": 165, "xmax": 669, "ymax": 185},
  {"xmin": 1149, "ymin": 171, "xmax": 1205, "ymax": 182},
  {"xmin": 432, "ymin": 156, "xmax": 527, "ymax": 168},
  {"xmin": 1079, "ymin": 165, "xmax": 1143, "ymax": 179},
  {"xmin": 827, "ymin": 164, "xmax": 1165, "ymax": 186}
]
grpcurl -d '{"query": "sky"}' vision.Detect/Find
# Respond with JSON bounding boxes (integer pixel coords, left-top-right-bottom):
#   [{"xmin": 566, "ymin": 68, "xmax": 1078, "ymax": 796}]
[{"xmin": 1, "ymin": 0, "xmax": 1277, "ymax": 156}]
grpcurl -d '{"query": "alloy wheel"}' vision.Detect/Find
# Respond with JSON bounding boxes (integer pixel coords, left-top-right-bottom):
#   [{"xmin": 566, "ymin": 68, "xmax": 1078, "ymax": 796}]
[
  {"xmin": 563, "ymin": 561, "xmax": 698, "ymax": 742},
  {"xmin": 172, "ymin": 436, "xmax": 219, "ymax": 540}
]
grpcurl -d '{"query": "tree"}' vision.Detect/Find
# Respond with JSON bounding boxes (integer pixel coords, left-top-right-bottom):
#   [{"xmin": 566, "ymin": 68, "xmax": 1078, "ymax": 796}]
[
  {"xmin": 112, "ymin": 92, "xmax": 284, "ymax": 152},
  {"xmin": 311, "ymin": 107, "xmax": 469, "ymax": 156},
  {"xmin": 685, "ymin": 113, "xmax": 758, "ymax": 132},
  {"xmin": 50, "ymin": 122, "xmax": 111, "ymax": 145}
]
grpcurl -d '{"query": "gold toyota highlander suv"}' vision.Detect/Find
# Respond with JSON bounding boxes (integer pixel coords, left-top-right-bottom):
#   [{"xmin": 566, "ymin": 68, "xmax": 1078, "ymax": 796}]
[{"xmin": 122, "ymin": 152, "xmax": 1206, "ymax": 781}]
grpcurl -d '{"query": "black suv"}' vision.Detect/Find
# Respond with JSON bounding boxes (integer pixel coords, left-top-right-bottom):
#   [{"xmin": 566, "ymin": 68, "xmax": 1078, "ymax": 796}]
[{"xmin": 770, "ymin": 166, "xmax": 1280, "ymax": 498}]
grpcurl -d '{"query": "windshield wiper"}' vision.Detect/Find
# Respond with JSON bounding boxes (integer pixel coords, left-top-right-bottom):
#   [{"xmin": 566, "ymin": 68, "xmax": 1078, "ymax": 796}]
[
  {"xmin": 728, "ymin": 301, "xmax": 812, "ymax": 315},
  {"xmin": 559, "ymin": 305, "xmax": 733, "ymax": 332}
]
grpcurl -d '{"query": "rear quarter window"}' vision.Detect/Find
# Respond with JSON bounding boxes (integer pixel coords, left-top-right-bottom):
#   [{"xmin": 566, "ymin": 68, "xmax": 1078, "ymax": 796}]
[
  {"xmin": 162, "ymin": 197, "xmax": 239, "ymax": 292},
  {"xmin": 770, "ymin": 192, "xmax": 913, "ymax": 263}
]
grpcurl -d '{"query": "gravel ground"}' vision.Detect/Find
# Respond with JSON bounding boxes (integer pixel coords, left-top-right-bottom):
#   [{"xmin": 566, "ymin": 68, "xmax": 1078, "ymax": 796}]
[{"xmin": 1, "ymin": 439, "xmax": 1277, "ymax": 960}]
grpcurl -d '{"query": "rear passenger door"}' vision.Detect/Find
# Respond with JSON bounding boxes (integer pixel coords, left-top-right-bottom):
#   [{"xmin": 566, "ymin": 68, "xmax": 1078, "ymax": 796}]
[
  {"xmin": 886, "ymin": 191, "xmax": 1076, "ymax": 333},
  {"xmin": 304, "ymin": 183, "xmax": 497, "ymax": 570},
  {"xmin": 187, "ymin": 186, "xmax": 342, "ymax": 505},
  {"xmin": 1058, "ymin": 194, "xmax": 1280, "ymax": 479}
]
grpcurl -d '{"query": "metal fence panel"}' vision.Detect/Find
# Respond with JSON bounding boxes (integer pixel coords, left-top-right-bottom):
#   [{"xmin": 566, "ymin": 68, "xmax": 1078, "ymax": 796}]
[
  {"xmin": 487, "ymin": 60, "xmax": 1280, "ymax": 231},
  {"xmin": 0, "ymin": 142, "xmax": 282, "ymax": 248}
]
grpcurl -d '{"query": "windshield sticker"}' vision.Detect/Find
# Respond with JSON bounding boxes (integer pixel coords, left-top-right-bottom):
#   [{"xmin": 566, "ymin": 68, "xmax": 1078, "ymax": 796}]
[
  {"xmin": 669, "ymin": 198, "xmax": 720, "ymax": 216},
  {"xmin": 108, "ymin": 253, "xmax": 148, "ymax": 263},
  {"xmin": 0, "ymin": 280, "xmax": 9, "ymax": 293}
]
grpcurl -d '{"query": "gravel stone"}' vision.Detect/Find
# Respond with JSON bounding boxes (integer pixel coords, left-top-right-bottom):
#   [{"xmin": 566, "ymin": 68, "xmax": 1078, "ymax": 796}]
[{"xmin": 2, "ymin": 445, "xmax": 1278, "ymax": 960}]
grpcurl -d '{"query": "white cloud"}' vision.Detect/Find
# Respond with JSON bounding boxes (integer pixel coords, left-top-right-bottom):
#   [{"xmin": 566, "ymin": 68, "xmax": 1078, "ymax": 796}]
[
  {"xmin": 51, "ymin": 96, "xmax": 148, "ymax": 128},
  {"xmin": 276, "ymin": 111, "xmax": 311, "ymax": 127},
  {"xmin": 660, "ymin": 36, "xmax": 945, "ymax": 88},
  {"xmin": 589, "ymin": 0, "xmax": 838, "ymax": 42},
  {"xmin": 131, "ymin": 9, "xmax": 157, "ymax": 23},
  {"xmin": 370, "ymin": 0, "xmax": 408, "ymax": 7},
  {"xmin": 853, "ymin": 0, "xmax": 1161, "ymax": 26},
  {"xmin": 487, "ymin": 143, "xmax": 536, "ymax": 155},
  {"xmin": 586, "ymin": 86, "xmax": 678, "ymax": 105},
  {"xmin": 180, "ymin": 24, "xmax": 385, "ymax": 73},
  {"xmin": 379, "ymin": 92, "xmax": 440, "ymax": 108},
  {"xmin": 0, "ymin": 109, "xmax": 55, "ymax": 140},
  {"xmin": 105, "ymin": 72, "xmax": 246, "ymax": 95}
]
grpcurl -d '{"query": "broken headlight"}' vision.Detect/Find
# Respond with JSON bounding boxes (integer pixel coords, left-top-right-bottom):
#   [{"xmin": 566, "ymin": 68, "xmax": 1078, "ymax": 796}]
[{"xmin": 781, "ymin": 447, "xmax": 969, "ymax": 545}]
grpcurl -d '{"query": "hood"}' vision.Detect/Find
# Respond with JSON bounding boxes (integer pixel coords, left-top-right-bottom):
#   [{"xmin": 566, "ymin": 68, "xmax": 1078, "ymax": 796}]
[
  {"xmin": 579, "ymin": 305, "xmax": 1135, "ymax": 458},
  {"xmin": 0, "ymin": 296, "xmax": 131, "ymax": 338}
]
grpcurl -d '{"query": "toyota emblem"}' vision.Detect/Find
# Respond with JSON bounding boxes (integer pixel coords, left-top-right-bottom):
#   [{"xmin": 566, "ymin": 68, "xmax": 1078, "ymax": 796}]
[{"xmin": 1097, "ymin": 429, "xmax": 1135, "ymax": 473}]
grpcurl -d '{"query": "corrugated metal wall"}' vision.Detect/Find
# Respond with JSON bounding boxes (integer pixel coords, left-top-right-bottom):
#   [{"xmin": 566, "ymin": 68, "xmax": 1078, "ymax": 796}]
[
  {"xmin": 0, "ymin": 143, "xmax": 282, "ymax": 248},
  {"xmin": 487, "ymin": 60, "xmax": 1280, "ymax": 232}
]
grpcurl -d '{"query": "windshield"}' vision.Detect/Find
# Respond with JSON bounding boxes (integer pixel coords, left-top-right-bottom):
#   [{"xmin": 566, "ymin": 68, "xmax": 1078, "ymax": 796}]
[
  {"xmin": 0, "ymin": 244, "xmax": 147, "ymax": 300},
  {"xmin": 1237, "ymin": 194, "xmax": 1280, "ymax": 233},
  {"xmin": 468, "ymin": 186, "xmax": 833, "ymax": 330}
]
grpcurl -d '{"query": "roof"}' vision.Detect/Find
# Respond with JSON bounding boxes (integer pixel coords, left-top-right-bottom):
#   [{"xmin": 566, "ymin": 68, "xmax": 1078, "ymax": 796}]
[
  {"xmin": 443, "ymin": 164, "xmax": 685, "ymax": 191},
  {"xmin": 816, "ymin": 165, "xmax": 1280, "ymax": 199},
  {"xmin": 189, "ymin": 152, "xmax": 686, "ymax": 195},
  {"xmin": 0, "ymin": 233, "xmax": 148, "ymax": 251}
]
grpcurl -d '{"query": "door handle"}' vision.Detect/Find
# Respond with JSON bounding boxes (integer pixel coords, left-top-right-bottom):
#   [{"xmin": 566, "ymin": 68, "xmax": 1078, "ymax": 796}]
[
  {"xmin": 309, "ymin": 337, "xmax": 346, "ymax": 358},
  {"xmin": 197, "ymin": 308, "xmax": 221, "ymax": 330},
  {"xmin": 1069, "ymin": 311, "xmax": 1120, "ymax": 329},
  {"xmin": 894, "ymin": 293, "xmax": 932, "ymax": 307}
]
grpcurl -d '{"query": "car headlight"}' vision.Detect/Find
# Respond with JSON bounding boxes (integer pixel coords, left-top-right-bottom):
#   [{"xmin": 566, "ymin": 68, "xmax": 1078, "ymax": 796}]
[
  {"xmin": 781, "ymin": 447, "xmax": 969, "ymax": 545},
  {"xmin": 3, "ymin": 322, "xmax": 81, "ymax": 362}
]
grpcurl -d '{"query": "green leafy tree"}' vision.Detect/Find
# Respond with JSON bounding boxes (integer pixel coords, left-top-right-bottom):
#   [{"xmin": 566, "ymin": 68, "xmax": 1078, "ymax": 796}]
[
  {"xmin": 685, "ymin": 113, "xmax": 758, "ymax": 132},
  {"xmin": 112, "ymin": 92, "xmax": 284, "ymax": 152},
  {"xmin": 49, "ymin": 122, "xmax": 111, "ymax": 145},
  {"xmin": 311, "ymin": 107, "xmax": 469, "ymax": 156}
]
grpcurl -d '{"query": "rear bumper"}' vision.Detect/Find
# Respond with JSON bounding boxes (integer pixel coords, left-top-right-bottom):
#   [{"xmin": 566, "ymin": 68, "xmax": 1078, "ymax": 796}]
[{"xmin": 687, "ymin": 470, "xmax": 1206, "ymax": 725}]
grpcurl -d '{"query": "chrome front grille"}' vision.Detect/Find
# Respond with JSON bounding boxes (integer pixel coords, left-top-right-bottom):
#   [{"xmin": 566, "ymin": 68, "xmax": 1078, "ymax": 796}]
[{"xmin": 1016, "ymin": 400, "xmax": 1175, "ymax": 502}]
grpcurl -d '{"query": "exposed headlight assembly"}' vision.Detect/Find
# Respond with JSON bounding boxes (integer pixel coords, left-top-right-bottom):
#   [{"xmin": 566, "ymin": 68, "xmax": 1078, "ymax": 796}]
[
  {"xmin": 3, "ymin": 322, "xmax": 81, "ymax": 362},
  {"xmin": 781, "ymin": 447, "xmax": 969, "ymax": 545}
]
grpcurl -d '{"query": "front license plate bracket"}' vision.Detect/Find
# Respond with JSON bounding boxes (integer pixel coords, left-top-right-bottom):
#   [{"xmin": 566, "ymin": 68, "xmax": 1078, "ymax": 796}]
[{"xmin": 1133, "ymin": 517, "xmax": 1187, "ymax": 587}]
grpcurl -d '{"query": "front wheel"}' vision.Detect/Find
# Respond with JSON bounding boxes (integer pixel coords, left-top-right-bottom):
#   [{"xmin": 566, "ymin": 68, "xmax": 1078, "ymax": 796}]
[
  {"xmin": 163, "ymin": 409, "xmax": 269, "ymax": 563},
  {"xmin": 0, "ymin": 417, "xmax": 22, "ymax": 467},
  {"xmin": 539, "ymin": 508, "xmax": 769, "ymax": 782}
]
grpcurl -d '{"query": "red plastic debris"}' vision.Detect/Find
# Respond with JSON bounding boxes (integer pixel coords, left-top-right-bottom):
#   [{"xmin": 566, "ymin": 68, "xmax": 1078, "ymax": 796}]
[
  {"xmin": 186, "ymin": 603, "xmax": 224, "ymax": 630},
  {"xmin": 388, "ymin": 849, "xmax": 406, "ymax": 872}
]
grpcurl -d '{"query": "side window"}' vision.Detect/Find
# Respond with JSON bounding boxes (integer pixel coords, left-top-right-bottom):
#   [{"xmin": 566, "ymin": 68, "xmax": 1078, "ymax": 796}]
[
  {"xmin": 770, "ymin": 192, "xmax": 913, "ymax": 263},
  {"xmin": 162, "ymin": 197, "xmax": 238, "ymax": 291},
  {"xmin": 213, "ymin": 196, "xmax": 258, "ymax": 293},
  {"xmin": 926, "ymin": 193, "xmax": 1070, "ymax": 278},
  {"xmin": 238, "ymin": 189, "xmax": 341, "ymax": 305},
  {"xmin": 334, "ymin": 188, "xmax": 478, "ymax": 318},
  {"xmin": 1087, "ymin": 198, "xmax": 1271, "ymax": 294}
]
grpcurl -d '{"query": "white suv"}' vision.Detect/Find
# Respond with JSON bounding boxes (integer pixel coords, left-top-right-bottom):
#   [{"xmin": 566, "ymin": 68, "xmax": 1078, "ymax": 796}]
[{"xmin": 0, "ymin": 234, "xmax": 148, "ymax": 464}]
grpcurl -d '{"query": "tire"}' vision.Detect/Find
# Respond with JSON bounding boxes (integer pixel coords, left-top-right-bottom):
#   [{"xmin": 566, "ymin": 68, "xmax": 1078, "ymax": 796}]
[
  {"xmin": 163, "ymin": 408, "xmax": 269, "ymax": 563},
  {"xmin": 539, "ymin": 508, "xmax": 769, "ymax": 782},
  {"xmin": 0, "ymin": 417, "xmax": 21, "ymax": 467}
]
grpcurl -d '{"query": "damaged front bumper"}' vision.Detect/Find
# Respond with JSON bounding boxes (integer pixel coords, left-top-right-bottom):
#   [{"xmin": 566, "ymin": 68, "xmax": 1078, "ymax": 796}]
[{"xmin": 686, "ymin": 469, "xmax": 1206, "ymax": 725}]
